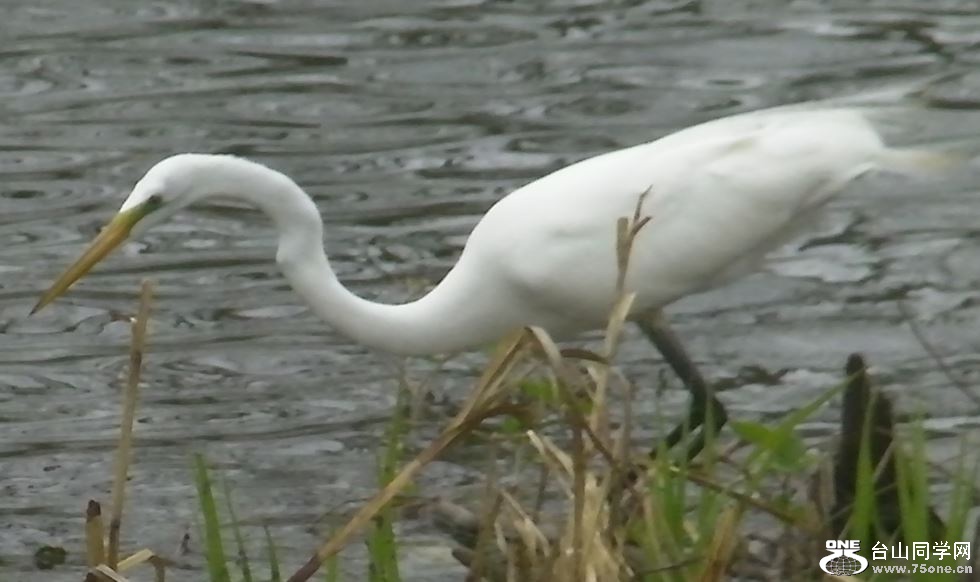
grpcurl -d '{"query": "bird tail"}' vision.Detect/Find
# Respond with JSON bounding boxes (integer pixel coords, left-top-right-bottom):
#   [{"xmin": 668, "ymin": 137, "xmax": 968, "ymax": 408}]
[{"xmin": 876, "ymin": 147, "xmax": 969, "ymax": 176}]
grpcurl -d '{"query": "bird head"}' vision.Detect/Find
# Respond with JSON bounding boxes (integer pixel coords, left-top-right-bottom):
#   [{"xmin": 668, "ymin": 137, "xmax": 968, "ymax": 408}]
[{"xmin": 31, "ymin": 155, "xmax": 205, "ymax": 314}]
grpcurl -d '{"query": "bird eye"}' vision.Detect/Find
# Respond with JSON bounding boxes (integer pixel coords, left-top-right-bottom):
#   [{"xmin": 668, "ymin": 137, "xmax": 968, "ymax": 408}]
[{"xmin": 145, "ymin": 194, "xmax": 164, "ymax": 210}]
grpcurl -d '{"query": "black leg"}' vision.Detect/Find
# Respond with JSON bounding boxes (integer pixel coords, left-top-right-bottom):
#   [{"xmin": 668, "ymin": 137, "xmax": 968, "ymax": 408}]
[{"xmin": 636, "ymin": 311, "xmax": 727, "ymax": 460}]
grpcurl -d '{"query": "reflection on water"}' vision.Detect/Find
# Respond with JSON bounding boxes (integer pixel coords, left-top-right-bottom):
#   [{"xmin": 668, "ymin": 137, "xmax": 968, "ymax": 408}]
[{"xmin": 2, "ymin": 0, "xmax": 980, "ymax": 578}]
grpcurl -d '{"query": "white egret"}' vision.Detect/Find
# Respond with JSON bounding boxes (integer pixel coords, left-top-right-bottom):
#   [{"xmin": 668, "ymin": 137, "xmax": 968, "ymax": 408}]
[{"xmin": 33, "ymin": 105, "xmax": 955, "ymax": 457}]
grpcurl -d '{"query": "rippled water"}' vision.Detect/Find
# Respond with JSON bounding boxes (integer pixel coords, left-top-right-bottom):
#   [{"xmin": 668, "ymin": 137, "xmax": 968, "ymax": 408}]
[{"xmin": 3, "ymin": 0, "xmax": 980, "ymax": 579}]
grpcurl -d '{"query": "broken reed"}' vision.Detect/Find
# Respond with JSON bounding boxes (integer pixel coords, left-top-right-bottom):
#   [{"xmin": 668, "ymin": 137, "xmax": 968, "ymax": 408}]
[{"xmin": 85, "ymin": 281, "xmax": 167, "ymax": 582}]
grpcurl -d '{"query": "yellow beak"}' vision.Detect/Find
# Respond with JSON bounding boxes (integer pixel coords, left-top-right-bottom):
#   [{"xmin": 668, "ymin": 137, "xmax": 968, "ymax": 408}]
[{"xmin": 32, "ymin": 206, "xmax": 148, "ymax": 314}]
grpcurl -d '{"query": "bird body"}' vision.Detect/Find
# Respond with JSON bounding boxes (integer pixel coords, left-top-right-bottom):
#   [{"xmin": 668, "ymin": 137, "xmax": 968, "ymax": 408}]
[
  {"xmin": 436, "ymin": 107, "xmax": 932, "ymax": 337},
  {"xmin": 35, "ymin": 105, "xmax": 951, "ymax": 356}
]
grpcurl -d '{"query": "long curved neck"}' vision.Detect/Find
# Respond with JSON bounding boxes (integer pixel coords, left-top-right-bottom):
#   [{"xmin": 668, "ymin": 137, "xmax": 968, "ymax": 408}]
[{"xmin": 209, "ymin": 157, "xmax": 515, "ymax": 356}]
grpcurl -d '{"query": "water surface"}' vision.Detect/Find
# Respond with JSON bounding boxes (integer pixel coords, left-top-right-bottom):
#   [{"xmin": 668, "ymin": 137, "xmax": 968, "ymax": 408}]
[{"xmin": 3, "ymin": 0, "xmax": 980, "ymax": 579}]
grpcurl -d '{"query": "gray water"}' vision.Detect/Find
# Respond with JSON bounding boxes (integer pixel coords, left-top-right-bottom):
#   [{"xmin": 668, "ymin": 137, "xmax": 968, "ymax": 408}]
[{"xmin": 3, "ymin": 0, "xmax": 980, "ymax": 579}]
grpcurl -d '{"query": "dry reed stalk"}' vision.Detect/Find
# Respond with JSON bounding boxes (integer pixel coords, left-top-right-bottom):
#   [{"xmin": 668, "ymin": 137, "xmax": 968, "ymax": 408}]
[
  {"xmin": 697, "ymin": 505, "xmax": 741, "ymax": 582},
  {"xmin": 518, "ymin": 431, "xmax": 627, "ymax": 581},
  {"xmin": 571, "ymin": 415, "xmax": 585, "ymax": 581},
  {"xmin": 107, "ymin": 280, "xmax": 153, "ymax": 568},
  {"xmin": 458, "ymin": 438, "xmax": 504, "ymax": 582},
  {"xmin": 90, "ymin": 548, "xmax": 167, "ymax": 582},
  {"xmin": 497, "ymin": 487, "xmax": 551, "ymax": 570},
  {"xmin": 463, "ymin": 489, "xmax": 505, "ymax": 582},
  {"xmin": 589, "ymin": 189, "xmax": 649, "ymax": 444},
  {"xmin": 607, "ymin": 373, "xmax": 636, "ymax": 529},
  {"xmin": 116, "ymin": 549, "xmax": 167, "ymax": 581},
  {"xmin": 526, "ymin": 329, "xmax": 619, "ymax": 474},
  {"xmin": 514, "ymin": 200, "xmax": 649, "ymax": 582},
  {"xmin": 86, "ymin": 500, "xmax": 105, "ymax": 567},
  {"xmin": 90, "ymin": 565, "xmax": 133, "ymax": 581}
]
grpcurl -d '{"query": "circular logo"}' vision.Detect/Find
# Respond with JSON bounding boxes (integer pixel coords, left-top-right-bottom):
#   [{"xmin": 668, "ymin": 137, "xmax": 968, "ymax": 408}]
[
  {"xmin": 819, "ymin": 540, "xmax": 869, "ymax": 575},
  {"xmin": 825, "ymin": 555, "xmax": 865, "ymax": 576}
]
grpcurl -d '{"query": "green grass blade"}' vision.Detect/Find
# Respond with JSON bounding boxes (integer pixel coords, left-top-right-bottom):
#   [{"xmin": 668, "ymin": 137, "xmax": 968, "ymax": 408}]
[
  {"xmin": 776, "ymin": 378, "xmax": 846, "ymax": 432},
  {"xmin": 264, "ymin": 526, "xmax": 282, "ymax": 582},
  {"xmin": 909, "ymin": 421, "xmax": 930, "ymax": 544},
  {"xmin": 366, "ymin": 514, "xmax": 399, "ymax": 582},
  {"xmin": 740, "ymin": 382, "xmax": 845, "ymax": 476},
  {"xmin": 222, "ymin": 478, "xmax": 252, "ymax": 582},
  {"xmin": 850, "ymin": 420, "xmax": 874, "ymax": 546},
  {"xmin": 367, "ymin": 387, "xmax": 409, "ymax": 582},
  {"xmin": 193, "ymin": 453, "xmax": 231, "ymax": 582},
  {"xmin": 945, "ymin": 438, "xmax": 978, "ymax": 541},
  {"xmin": 324, "ymin": 553, "xmax": 340, "ymax": 582}
]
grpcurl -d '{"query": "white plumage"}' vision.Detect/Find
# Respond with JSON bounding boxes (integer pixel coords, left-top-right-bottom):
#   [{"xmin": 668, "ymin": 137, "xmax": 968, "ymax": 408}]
[{"xmin": 36, "ymin": 105, "xmax": 951, "ymax": 356}]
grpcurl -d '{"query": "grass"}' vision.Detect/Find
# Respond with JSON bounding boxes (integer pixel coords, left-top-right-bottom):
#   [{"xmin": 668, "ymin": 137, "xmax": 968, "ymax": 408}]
[
  {"xmin": 194, "ymin": 453, "xmax": 230, "ymax": 582},
  {"xmin": 77, "ymin": 211, "xmax": 978, "ymax": 582}
]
